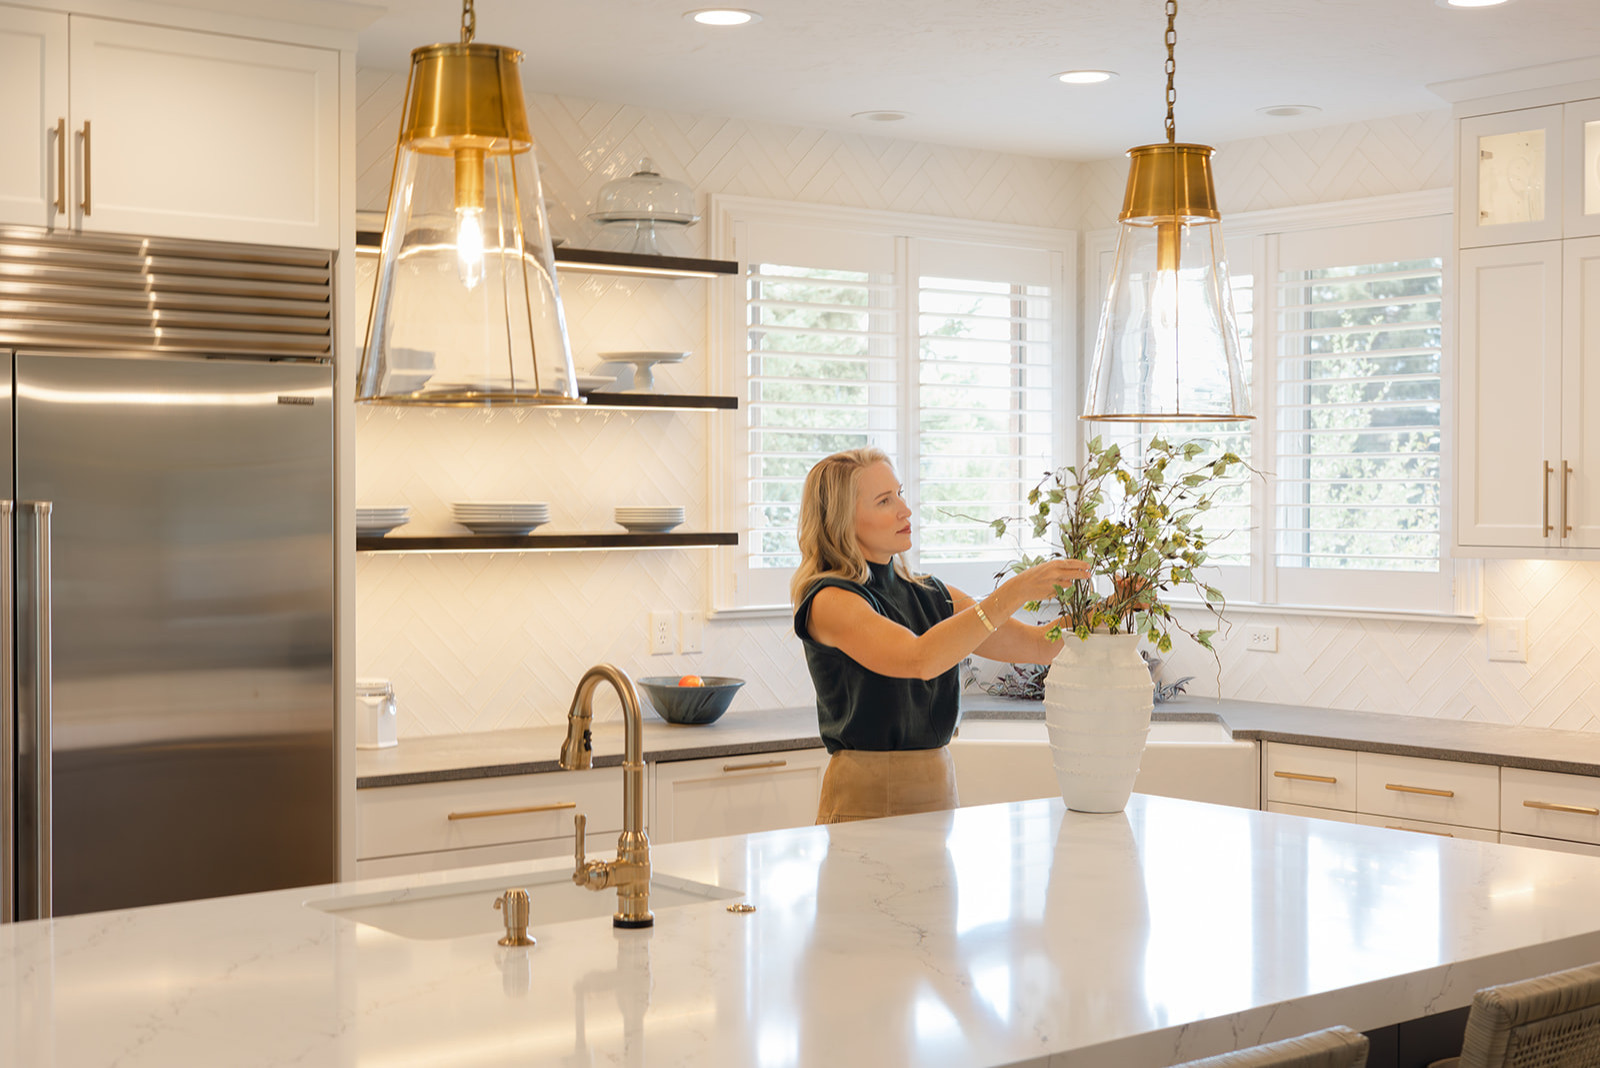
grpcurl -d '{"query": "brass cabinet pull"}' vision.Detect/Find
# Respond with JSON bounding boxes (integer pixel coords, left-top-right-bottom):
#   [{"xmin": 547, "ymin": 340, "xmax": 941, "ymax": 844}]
[
  {"xmin": 1386, "ymin": 824, "xmax": 1454, "ymax": 837},
  {"xmin": 1273, "ymin": 770, "xmax": 1338, "ymax": 784},
  {"xmin": 723, "ymin": 759, "xmax": 787, "ymax": 773},
  {"xmin": 54, "ymin": 118, "xmax": 66, "ymax": 214},
  {"xmin": 1544, "ymin": 461, "xmax": 1554, "ymax": 537},
  {"xmin": 79, "ymin": 121, "xmax": 90, "ymax": 215},
  {"xmin": 1562, "ymin": 460, "xmax": 1574, "ymax": 536},
  {"xmin": 1385, "ymin": 783, "xmax": 1455, "ymax": 798},
  {"xmin": 1523, "ymin": 799, "xmax": 1600, "ymax": 816},
  {"xmin": 447, "ymin": 801, "xmax": 576, "ymax": 821}
]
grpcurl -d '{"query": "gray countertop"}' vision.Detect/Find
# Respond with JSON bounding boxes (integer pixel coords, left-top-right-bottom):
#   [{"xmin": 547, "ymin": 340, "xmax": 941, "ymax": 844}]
[{"xmin": 357, "ymin": 694, "xmax": 1600, "ymax": 788}]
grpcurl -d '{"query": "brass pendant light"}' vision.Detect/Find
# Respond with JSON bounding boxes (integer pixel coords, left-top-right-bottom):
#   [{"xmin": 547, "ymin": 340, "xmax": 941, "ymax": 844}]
[
  {"xmin": 358, "ymin": 0, "xmax": 580, "ymax": 406},
  {"xmin": 1082, "ymin": 0, "xmax": 1252, "ymax": 422}
]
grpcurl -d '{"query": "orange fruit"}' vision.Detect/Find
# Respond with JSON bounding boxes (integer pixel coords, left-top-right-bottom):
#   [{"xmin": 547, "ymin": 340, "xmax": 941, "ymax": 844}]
[{"xmin": 677, "ymin": 674, "xmax": 704, "ymax": 687}]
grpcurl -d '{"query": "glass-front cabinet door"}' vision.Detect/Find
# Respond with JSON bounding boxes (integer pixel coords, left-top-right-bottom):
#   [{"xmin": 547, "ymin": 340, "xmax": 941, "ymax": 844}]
[
  {"xmin": 1564, "ymin": 98, "xmax": 1600, "ymax": 239},
  {"xmin": 1460, "ymin": 105, "xmax": 1564, "ymax": 249}
]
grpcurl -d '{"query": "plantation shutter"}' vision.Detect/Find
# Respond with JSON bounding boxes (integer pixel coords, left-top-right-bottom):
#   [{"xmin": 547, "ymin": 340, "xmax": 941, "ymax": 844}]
[
  {"xmin": 1271, "ymin": 214, "xmax": 1452, "ymax": 609},
  {"xmin": 740, "ymin": 220, "xmax": 898, "ymax": 606},
  {"xmin": 912, "ymin": 239, "xmax": 1058, "ymax": 586}
]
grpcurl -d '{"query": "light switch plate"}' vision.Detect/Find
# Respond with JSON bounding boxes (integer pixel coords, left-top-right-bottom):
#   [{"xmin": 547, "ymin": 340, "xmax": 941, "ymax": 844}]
[{"xmin": 1486, "ymin": 617, "xmax": 1528, "ymax": 663}]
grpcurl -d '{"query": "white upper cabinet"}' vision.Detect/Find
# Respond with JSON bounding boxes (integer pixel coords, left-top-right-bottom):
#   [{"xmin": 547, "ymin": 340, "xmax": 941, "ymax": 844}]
[
  {"xmin": 0, "ymin": 7, "xmax": 67, "ymax": 228},
  {"xmin": 1460, "ymin": 99, "xmax": 1600, "ymax": 248},
  {"xmin": 0, "ymin": 5, "xmax": 339, "ymax": 249},
  {"xmin": 1562, "ymin": 236, "xmax": 1600, "ymax": 548},
  {"xmin": 67, "ymin": 18, "xmax": 338, "ymax": 248}
]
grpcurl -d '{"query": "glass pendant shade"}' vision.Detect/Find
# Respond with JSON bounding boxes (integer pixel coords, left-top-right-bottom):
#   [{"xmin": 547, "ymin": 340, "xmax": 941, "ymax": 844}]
[
  {"xmin": 1084, "ymin": 142, "xmax": 1252, "ymax": 422},
  {"xmin": 358, "ymin": 42, "xmax": 579, "ymax": 406}
]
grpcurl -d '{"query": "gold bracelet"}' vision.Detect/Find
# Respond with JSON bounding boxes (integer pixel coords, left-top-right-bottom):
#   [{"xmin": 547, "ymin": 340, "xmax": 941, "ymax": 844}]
[{"xmin": 974, "ymin": 602, "xmax": 997, "ymax": 633}]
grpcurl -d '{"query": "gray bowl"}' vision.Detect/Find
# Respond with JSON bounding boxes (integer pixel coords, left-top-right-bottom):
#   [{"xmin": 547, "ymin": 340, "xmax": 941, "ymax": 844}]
[{"xmin": 636, "ymin": 676, "xmax": 745, "ymax": 725}]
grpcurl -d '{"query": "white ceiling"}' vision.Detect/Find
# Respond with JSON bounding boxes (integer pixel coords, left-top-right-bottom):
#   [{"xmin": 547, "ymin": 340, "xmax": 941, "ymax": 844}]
[{"xmin": 353, "ymin": 0, "xmax": 1600, "ymax": 161}]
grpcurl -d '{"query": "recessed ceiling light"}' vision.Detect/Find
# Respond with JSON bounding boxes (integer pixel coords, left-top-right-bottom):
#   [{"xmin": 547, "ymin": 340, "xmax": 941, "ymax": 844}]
[
  {"xmin": 852, "ymin": 110, "xmax": 910, "ymax": 123},
  {"xmin": 686, "ymin": 8, "xmax": 762, "ymax": 25},
  {"xmin": 1436, "ymin": 0, "xmax": 1513, "ymax": 7},
  {"xmin": 1257, "ymin": 104, "xmax": 1323, "ymax": 117},
  {"xmin": 1055, "ymin": 70, "xmax": 1116, "ymax": 85}
]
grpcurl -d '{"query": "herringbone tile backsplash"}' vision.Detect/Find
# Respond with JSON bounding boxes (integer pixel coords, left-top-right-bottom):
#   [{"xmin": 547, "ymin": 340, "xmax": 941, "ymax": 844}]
[{"xmin": 355, "ymin": 69, "xmax": 1597, "ymax": 736}]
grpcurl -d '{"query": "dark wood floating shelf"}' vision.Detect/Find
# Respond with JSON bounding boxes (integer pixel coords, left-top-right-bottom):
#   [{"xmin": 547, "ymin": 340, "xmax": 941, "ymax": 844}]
[
  {"xmin": 553, "ymin": 247, "xmax": 738, "ymax": 278},
  {"xmin": 354, "ymin": 232, "xmax": 738, "ymax": 279},
  {"xmin": 357, "ymin": 531, "xmax": 739, "ymax": 553},
  {"xmin": 584, "ymin": 392, "xmax": 736, "ymax": 410}
]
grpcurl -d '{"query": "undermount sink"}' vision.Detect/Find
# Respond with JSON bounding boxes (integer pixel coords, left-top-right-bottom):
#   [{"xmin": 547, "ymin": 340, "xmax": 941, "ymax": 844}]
[{"xmin": 307, "ymin": 867, "xmax": 743, "ymax": 940}]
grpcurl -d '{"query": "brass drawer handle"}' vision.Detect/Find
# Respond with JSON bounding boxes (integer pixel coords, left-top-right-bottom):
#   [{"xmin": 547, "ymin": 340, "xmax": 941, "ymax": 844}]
[
  {"xmin": 1274, "ymin": 770, "xmax": 1338, "ymax": 784},
  {"xmin": 1523, "ymin": 800, "xmax": 1600, "ymax": 816},
  {"xmin": 447, "ymin": 801, "xmax": 577, "ymax": 821},
  {"xmin": 1386, "ymin": 824, "xmax": 1454, "ymax": 837},
  {"xmin": 1386, "ymin": 783, "xmax": 1455, "ymax": 798},
  {"xmin": 723, "ymin": 759, "xmax": 787, "ymax": 773}
]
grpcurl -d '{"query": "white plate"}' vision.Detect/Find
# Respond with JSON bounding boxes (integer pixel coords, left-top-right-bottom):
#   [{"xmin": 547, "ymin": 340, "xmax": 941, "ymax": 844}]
[
  {"xmin": 357, "ymin": 524, "xmax": 404, "ymax": 537},
  {"xmin": 452, "ymin": 501, "xmax": 549, "ymax": 509},
  {"xmin": 588, "ymin": 211, "xmax": 700, "ymax": 226},
  {"xmin": 617, "ymin": 521, "xmax": 682, "ymax": 533},
  {"xmin": 458, "ymin": 521, "xmax": 548, "ymax": 535}
]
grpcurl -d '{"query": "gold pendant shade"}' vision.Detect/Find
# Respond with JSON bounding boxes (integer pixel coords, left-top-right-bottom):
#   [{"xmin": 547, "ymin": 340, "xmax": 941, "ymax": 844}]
[{"xmin": 358, "ymin": 42, "xmax": 579, "ymax": 406}]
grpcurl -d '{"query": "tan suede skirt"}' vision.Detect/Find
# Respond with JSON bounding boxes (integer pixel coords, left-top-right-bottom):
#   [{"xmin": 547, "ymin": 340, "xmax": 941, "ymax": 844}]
[{"xmin": 814, "ymin": 747, "xmax": 960, "ymax": 825}]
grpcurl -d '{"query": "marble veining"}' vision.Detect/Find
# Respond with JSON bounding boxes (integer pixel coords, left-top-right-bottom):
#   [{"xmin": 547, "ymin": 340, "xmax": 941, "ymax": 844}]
[{"xmin": 7, "ymin": 795, "xmax": 1600, "ymax": 1066}]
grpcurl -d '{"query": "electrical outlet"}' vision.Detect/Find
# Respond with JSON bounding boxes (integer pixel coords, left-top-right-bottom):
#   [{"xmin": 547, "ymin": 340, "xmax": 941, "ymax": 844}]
[
  {"xmin": 648, "ymin": 611, "xmax": 674, "ymax": 655},
  {"xmin": 679, "ymin": 611, "xmax": 704, "ymax": 654},
  {"xmin": 1246, "ymin": 625, "xmax": 1278, "ymax": 652}
]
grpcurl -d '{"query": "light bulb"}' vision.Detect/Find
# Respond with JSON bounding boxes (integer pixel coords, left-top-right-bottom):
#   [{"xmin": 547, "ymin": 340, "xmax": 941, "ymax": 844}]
[{"xmin": 456, "ymin": 206, "xmax": 485, "ymax": 290}]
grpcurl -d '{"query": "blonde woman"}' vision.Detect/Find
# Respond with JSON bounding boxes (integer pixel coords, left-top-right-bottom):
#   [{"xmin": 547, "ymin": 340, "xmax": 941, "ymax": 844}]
[{"xmin": 792, "ymin": 448, "xmax": 1088, "ymax": 824}]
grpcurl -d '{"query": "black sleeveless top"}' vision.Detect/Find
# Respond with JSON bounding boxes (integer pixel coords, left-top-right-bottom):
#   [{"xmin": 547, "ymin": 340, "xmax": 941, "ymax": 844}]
[{"xmin": 793, "ymin": 560, "xmax": 960, "ymax": 754}]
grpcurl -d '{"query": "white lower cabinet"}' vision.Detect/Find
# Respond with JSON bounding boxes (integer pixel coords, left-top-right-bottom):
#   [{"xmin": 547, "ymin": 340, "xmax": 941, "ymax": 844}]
[
  {"xmin": 1266, "ymin": 801, "xmax": 1359, "ymax": 824},
  {"xmin": 1263, "ymin": 742, "xmax": 1600, "ymax": 854},
  {"xmin": 1355, "ymin": 751, "xmax": 1500, "ymax": 831},
  {"xmin": 355, "ymin": 767, "xmax": 624, "ymax": 879},
  {"xmin": 652, "ymin": 749, "xmax": 830, "ymax": 844},
  {"xmin": 1356, "ymin": 813, "xmax": 1498, "ymax": 844},
  {"xmin": 1500, "ymin": 832, "xmax": 1600, "ymax": 857}
]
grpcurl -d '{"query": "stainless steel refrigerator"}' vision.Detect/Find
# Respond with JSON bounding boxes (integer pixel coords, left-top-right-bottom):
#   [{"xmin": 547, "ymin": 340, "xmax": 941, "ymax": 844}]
[{"xmin": 0, "ymin": 228, "xmax": 336, "ymax": 921}]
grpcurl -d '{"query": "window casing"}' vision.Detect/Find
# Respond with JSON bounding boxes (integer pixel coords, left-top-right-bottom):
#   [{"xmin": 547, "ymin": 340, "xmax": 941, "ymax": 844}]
[{"xmin": 710, "ymin": 197, "xmax": 1075, "ymax": 612}]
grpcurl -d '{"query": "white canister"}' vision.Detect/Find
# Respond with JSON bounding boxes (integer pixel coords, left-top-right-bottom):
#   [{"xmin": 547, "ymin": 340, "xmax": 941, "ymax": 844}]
[{"xmin": 355, "ymin": 678, "xmax": 399, "ymax": 749}]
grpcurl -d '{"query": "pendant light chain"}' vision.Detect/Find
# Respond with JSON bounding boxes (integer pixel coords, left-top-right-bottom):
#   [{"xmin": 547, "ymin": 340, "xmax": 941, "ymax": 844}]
[
  {"xmin": 461, "ymin": 0, "xmax": 476, "ymax": 43},
  {"xmin": 1164, "ymin": 0, "xmax": 1178, "ymax": 144}
]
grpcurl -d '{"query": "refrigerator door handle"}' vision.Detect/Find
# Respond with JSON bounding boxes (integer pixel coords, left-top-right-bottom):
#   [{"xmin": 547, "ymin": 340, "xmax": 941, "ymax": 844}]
[
  {"xmin": 1, "ymin": 501, "xmax": 13, "ymax": 924},
  {"xmin": 19, "ymin": 502, "xmax": 52, "ymax": 919}
]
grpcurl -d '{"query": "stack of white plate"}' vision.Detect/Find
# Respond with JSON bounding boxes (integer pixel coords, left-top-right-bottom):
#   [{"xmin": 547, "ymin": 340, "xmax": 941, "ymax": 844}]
[
  {"xmin": 357, "ymin": 505, "xmax": 411, "ymax": 537},
  {"xmin": 452, "ymin": 501, "xmax": 551, "ymax": 535},
  {"xmin": 615, "ymin": 505, "xmax": 685, "ymax": 533}
]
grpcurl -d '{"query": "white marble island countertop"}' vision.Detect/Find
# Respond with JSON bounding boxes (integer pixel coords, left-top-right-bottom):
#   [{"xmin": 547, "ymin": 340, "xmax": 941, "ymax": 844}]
[{"xmin": 8, "ymin": 794, "xmax": 1600, "ymax": 1067}]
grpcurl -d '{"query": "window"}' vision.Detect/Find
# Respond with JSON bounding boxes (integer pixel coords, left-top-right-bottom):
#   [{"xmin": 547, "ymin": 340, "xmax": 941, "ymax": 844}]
[
  {"xmin": 711, "ymin": 198, "xmax": 1074, "ymax": 611},
  {"xmin": 1087, "ymin": 193, "xmax": 1471, "ymax": 616}
]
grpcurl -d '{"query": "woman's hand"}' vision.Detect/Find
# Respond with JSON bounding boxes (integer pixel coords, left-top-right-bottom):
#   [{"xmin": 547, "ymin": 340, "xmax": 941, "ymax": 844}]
[{"xmin": 1000, "ymin": 558, "xmax": 1090, "ymax": 604}]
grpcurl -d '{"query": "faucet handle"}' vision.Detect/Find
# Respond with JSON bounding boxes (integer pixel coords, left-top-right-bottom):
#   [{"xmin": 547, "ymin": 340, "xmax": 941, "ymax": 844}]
[{"xmin": 573, "ymin": 812, "xmax": 587, "ymax": 871}]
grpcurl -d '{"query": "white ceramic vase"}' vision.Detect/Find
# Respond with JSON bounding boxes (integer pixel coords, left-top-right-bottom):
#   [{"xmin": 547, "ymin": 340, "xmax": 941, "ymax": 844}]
[{"xmin": 1043, "ymin": 632, "xmax": 1154, "ymax": 813}]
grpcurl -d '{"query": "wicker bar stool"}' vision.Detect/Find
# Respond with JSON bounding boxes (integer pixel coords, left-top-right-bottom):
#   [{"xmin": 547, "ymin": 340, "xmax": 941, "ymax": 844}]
[
  {"xmin": 1170, "ymin": 1025, "xmax": 1369, "ymax": 1068},
  {"xmin": 1429, "ymin": 961, "xmax": 1600, "ymax": 1068}
]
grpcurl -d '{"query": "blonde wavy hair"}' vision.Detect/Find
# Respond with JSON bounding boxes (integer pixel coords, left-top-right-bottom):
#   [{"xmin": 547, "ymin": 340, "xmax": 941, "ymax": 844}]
[{"xmin": 790, "ymin": 448, "xmax": 921, "ymax": 606}]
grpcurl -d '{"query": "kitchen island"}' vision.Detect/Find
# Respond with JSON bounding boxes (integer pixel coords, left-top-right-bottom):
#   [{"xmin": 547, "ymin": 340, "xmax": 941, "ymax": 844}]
[{"xmin": 6, "ymin": 793, "xmax": 1600, "ymax": 1067}]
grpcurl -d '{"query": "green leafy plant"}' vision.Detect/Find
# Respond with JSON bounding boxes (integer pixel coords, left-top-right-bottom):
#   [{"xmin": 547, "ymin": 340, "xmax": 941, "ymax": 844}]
[{"xmin": 992, "ymin": 435, "xmax": 1249, "ymax": 655}]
